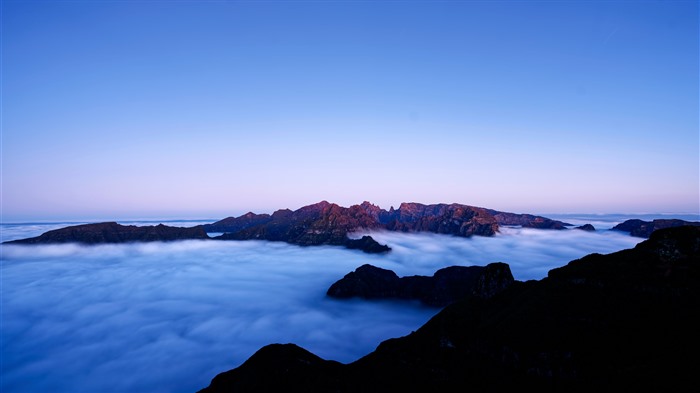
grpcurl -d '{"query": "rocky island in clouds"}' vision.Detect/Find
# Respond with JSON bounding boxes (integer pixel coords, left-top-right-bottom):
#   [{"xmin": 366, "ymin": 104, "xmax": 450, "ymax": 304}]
[{"xmin": 6, "ymin": 201, "xmax": 573, "ymax": 253}]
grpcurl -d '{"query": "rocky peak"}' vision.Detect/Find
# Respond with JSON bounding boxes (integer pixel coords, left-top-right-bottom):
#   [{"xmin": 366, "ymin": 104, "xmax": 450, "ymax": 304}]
[
  {"xmin": 303, "ymin": 200, "xmax": 332, "ymax": 211},
  {"xmin": 271, "ymin": 209, "xmax": 293, "ymax": 219},
  {"xmin": 294, "ymin": 201, "xmax": 336, "ymax": 220},
  {"xmin": 358, "ymin": 201, "xmax": 384, "ymax": 218},
  {"xmin": 395, "ymin": 202, "xmax": 428, "ymax": 215}
]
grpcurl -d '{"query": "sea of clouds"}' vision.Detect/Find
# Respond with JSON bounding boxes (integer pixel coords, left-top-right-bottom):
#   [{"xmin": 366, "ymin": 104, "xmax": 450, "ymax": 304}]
[{"xmin": 0, "ymin": 217, "xmax": 661, "ymax": 392}]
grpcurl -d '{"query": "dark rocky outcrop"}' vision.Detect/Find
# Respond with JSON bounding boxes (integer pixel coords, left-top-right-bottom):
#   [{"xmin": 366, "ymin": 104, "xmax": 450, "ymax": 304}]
[
  {"xmin": 4, "ymin": 222, "xmax": 210, "ymax": 244},
  {"xmin": 202, "ymin": 344, "xmax": 345, "ymax": 393},
  {"xmin": 327, "ymin": 265, "xmax": 401, "ymax": 299},
  {"xmin": 574, "ymin": 223, "xmax": 595, "ymax": 231},
  {"xmin": 327, "ymin": 263, "xmax": 514, "ymax": 307},
  {"xmin": 343, "ymin": 236, "xmax": 391, "ymax": 254},
  {"xmin": 612, "ymin": 218, "xmax": 700, "ymax": 238},
  {"xmin": 199, "ymin": 226, "xmax": 700, "ymax": 393}
]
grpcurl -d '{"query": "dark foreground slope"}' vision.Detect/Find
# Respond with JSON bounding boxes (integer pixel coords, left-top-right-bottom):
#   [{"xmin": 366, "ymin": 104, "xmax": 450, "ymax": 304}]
[
  {"xmin": 199, "ymin": 226, "xmax": 700, "ymax": 393},
  {"xmin": 4, "ymin": 222, "xmax": 210, "ymax": 244}
]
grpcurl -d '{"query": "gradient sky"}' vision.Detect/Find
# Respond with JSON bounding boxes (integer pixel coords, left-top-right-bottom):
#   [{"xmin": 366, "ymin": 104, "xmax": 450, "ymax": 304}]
[{"xmin": 2, "ymin": 0, "xmax": 698, "ymax": 221}]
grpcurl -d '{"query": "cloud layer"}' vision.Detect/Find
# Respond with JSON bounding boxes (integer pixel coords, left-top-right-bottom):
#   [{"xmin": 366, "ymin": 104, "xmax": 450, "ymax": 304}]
[{"xmin": 1, "ymin": 223, "xmax": 642, "ymax": 393}]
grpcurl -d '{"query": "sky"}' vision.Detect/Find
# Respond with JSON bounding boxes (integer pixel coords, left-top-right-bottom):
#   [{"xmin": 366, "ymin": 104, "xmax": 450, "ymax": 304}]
[{"xmin": 1, "ymin": 0, "xmax": 698, "ymax": 221}]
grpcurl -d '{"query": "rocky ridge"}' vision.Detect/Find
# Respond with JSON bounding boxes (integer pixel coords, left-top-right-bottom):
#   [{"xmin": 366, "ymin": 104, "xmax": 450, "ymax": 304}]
[
  {"xmin": 1, "ymin": 201, "xmax": 575, "ymax": 253},
  {"xmin": 4, "ymin": 222, "xmax": 209, "ymax": 244},
  {"xmin": 210, "ymin": 201, "xmax": 571, "ymax": 251}
]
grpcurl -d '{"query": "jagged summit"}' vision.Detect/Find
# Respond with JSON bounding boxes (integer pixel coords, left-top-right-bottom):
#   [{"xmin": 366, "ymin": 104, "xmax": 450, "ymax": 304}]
[{"xmin": 208, "ymin": 201, "xmax": 570, "ymax": 240}]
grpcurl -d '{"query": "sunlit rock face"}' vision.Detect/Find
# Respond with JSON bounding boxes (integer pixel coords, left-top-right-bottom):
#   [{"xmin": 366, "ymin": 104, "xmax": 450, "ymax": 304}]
[
  {"xmin": 217, "ymin": 201, "xmax": 385, "ymax": 244},
  {"xmin": 383, "ymin": 202, "xmax": 499, "ymax": 236},
  {"xmin": 213, "ymin": 201, "xmax": 389, "ymax": 253},
  {"xmin": 209, "ymin": 201, "xmax": 573, "ymax": 244},
  {"xmin": 210, "ymin": 201, "xmax": 571, "ymax": 251},
  {"xmin": 193, "ymin": 201, "xmax": 569, "ymax": 253},
  {"xmin": 199, "ymin": 226, "xmax": 700, "ymax": 393}
]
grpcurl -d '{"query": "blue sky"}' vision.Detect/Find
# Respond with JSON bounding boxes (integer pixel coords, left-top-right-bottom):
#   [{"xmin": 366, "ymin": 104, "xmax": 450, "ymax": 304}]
[{"xmin": 2, "ymin": 0, "xmax": 698, "ymax": 221}]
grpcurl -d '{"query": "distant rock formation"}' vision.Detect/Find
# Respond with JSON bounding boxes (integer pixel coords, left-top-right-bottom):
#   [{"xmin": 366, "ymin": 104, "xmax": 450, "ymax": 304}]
[
  {"xmin": 207, "ymin": 201, "xmax": 570, "ymax": 253},
  {"xmin": 575, "ymin": 224, "xmax": 596, "ymax": 231},
  {"xmin": 4, "ymin": 201, "xmax": 573, "ymax": 252},
  {"xmin": 216, "ymin": 201, "xmax": 382, "ymax": 243},
  {"xmin": 485, "ymin": 209, "xmax": 572, "ymax": 229},
  {"xmin": 612, "ymin": 218, "xmax": 700, "ymax": 238},
  {"xmin": 4, "ymin": 222, "xmax": 209, "ymax": 244},
  {"xmin": 383, "ymin": 202, "xmax": 499, "ymax": 236},
  {"xmin": 203, "ymin": 212, "xmax": 273, "ymax": 233},
  {"xmin": 198, "ymin": 226, "xmax": 700, "ymax": 393},
  {"xmin": 213, "ymin": 201, "xmax": 390, "ymax": 253},
  {"xmin": 327, "ymin": 263, "xmax": 514, "ymax": 307}
]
